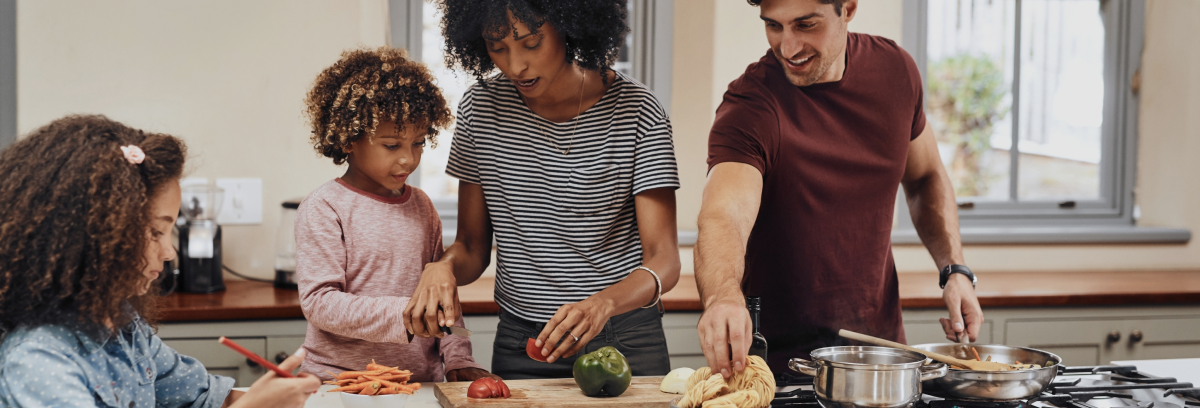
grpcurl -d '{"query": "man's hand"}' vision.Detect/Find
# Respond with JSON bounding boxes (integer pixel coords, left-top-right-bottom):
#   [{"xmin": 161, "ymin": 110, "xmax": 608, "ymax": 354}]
[
  {"xmin": 697, "ymin": 297, "xmax": 752, "ymax": 379},
  {"xmin": 446, "ymin": 367, "xmax": 501, "ymax": 382},
  {"xmin": 940, "ymin": 273, "xmax": 982, "ymax": 342}
]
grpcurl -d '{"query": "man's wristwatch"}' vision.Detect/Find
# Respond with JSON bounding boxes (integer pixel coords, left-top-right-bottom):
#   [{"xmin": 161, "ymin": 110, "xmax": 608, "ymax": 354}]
[{"xmin": 939, "ymin": 264, "xmax": 976, "ymax": 289}]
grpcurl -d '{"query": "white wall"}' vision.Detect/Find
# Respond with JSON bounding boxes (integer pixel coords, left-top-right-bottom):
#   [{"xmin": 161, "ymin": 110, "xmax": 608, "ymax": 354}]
[{"xmin": 18, "ymin": 0, "xmax": 390, "ymax": 280}]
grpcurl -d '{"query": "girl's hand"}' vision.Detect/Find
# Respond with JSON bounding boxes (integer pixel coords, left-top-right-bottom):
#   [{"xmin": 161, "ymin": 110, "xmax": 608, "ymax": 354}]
[
  {"xmin": 404, "ymin": 261, "xmax": 459, "ymax": 339},
  {"xmin": 536, "ymin": 296, "xmax": 616, "ymax": 363},
  {"xmin": 229, "ymin": 349, "xmax": 321, "ymax": 408}
]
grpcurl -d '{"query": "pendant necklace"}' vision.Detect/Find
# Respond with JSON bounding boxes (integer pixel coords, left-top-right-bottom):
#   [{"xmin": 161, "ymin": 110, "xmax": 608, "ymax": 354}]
[{"xmin": 536, "ymin": 69, "xmax": 587, "ymax": 155}]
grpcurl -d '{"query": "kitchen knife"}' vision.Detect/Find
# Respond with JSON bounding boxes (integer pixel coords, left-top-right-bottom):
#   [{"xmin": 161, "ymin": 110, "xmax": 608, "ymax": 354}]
[{"xmin": 440, "ymin": 325, "xmax": 472, "ymax": 337}]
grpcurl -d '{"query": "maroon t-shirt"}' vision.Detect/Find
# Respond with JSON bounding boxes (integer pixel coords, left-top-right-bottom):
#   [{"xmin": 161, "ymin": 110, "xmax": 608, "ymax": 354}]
[{"xmin": 707, "ymin": 33, "xmax": 926, "ymax": 373}]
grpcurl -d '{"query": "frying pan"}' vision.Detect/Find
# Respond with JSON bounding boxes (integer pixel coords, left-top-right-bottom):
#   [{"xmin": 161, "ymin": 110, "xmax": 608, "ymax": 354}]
[{"xmin": 911, "ymin": 343, "xmax": 1062, "ymax": 401}]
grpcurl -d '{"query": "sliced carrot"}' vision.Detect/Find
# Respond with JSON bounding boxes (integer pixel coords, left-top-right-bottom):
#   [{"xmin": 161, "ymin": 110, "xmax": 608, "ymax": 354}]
[{"xmin": 970, "ymin": 347, "xmax": 982, "ymax": 361}]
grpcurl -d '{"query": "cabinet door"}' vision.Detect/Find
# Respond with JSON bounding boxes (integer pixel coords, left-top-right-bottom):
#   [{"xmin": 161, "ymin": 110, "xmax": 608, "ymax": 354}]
[
  {"xmin": 266, "ymin": 336, "xmax": 307, "ymax": 368},
  {"xmin": 1121, "ymin": 317, "xmax": 1200, "ymax": 361},
  {"xmin": 1005, "ymin": 320, "xmax": 1121, "ymax": 366},
  {"xmin": 903, "ymin": 320, "xmax": 994, "ymax": 345},
  {"xmin": 164, "ymin": 337, "xmax": 267, "ymax": 387}
]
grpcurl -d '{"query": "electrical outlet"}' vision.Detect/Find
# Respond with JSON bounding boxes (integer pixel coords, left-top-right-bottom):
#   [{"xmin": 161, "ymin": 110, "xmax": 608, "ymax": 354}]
[{"xmin": 216, "ymin": 178, "xmax": 263, "ymax": 225}]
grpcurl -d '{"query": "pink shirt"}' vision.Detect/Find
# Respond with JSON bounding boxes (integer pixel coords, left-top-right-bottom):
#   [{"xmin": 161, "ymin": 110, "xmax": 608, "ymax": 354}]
[{"xmin": 296, "ymin": 179, "xmax": 481, "ymax": 382}]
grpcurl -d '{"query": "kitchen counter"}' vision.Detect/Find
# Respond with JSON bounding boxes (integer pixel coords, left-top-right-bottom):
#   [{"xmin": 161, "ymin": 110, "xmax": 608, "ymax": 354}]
[{"xmin": 161, "ymin": 270, "xmax": 1200, "ymax": 322}]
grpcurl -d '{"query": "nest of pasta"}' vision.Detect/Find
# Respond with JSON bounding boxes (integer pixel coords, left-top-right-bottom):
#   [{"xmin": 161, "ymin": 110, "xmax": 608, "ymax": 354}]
[{"xmin": 677, "ymin": 355, "xmax": 775, "ymax": 408}]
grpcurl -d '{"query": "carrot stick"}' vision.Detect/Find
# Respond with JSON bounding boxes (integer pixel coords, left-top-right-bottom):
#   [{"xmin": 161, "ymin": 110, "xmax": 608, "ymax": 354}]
[
  {"xmin": 357, "ymin": 381, "xmax": 381, "ymax": 395},
  {"xmin": 363, "ymin": 373, "xmax": 411, "ymax": 382},
  {"xmin": 336, "ymin": 369, "xmax": 390, "ymax": 380},
  {"xmin": 970, "ymin": 347, "xmax": 982, "ymax": 361},
  {"xmin": 329, "ymin": 382, "xmax": 372, "ymax": 393}
]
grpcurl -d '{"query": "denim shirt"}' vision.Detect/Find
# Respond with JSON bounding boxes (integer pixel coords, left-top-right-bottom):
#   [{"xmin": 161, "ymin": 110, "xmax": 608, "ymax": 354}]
[{"xmin": 0, "ymin": 318, "xmax": 234, "ymax": 408}]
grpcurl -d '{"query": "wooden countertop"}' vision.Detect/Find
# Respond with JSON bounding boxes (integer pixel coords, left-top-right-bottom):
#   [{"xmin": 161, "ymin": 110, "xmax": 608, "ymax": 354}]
[{"xmin": 160, "ymin": 270, "xmax": 1200, "ymax": 322}]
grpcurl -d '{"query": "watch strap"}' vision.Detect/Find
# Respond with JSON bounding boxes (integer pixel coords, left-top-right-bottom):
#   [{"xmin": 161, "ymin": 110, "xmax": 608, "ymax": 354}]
[{"xmin": 940, "ymin": 264, "xmax": 976, "ymax": 289}]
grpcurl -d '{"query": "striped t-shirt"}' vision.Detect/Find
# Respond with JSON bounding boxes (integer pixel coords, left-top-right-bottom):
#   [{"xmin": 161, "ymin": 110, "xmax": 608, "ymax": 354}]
[{"xmin": 446, "ymin": 72, "xmax": 680, "ymax": 322}]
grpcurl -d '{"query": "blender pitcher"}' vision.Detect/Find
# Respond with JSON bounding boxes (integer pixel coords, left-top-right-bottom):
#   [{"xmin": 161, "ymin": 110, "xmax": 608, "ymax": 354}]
[{"xmin": 274, "ymin": 200, "xmax": 301, "ymax": 290}]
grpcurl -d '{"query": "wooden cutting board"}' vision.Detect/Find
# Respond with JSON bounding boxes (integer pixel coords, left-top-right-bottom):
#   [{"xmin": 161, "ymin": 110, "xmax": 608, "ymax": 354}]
[{"xmin": 434, "ymin": 376, "xmax": 677, "ymax": 407}]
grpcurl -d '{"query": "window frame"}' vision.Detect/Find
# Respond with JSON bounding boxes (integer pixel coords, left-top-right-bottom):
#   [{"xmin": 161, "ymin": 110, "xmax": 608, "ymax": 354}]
[
  {"xmin": 895, "ymin": 0, "xmax": 1187, "ymax": 244},
  {"xmin": 387, "ymin": 0, "xmax": 675, "ymax": 238},
  {"xmin": 1, "ymin": 0, "xmax": 15, "ymax": 149}
]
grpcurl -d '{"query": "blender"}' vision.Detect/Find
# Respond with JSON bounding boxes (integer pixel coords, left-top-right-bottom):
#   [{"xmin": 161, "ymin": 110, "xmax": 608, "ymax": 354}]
[
  {"xmin": 176, "ymin": 185, "xmax": 226, "ymax": 293},
  {"xmin": 273, "ymin": 200, "xmax": 302, "ymax": 290}
]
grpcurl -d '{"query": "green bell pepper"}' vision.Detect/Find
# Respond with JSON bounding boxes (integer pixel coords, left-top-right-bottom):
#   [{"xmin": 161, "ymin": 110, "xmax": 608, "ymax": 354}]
[{"xmin": 572, "ymin": 346, "xmax": 632, "ymax": 397}]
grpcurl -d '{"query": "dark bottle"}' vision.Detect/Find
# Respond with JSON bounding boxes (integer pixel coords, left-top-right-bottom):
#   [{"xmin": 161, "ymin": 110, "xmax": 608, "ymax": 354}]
[{"xmin": 746, "ymin": 296, "xmax": 768, "ymax": 362}]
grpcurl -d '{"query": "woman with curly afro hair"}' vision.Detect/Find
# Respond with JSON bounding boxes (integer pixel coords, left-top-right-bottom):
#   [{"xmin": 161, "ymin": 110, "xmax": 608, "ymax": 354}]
[
  {"xmin": 403, "ymin": 0, "xmax": 682, "ymax": 379},
  {"xmin": 0, "ymin": 115, "xmax": 320, "ymax": 407}
]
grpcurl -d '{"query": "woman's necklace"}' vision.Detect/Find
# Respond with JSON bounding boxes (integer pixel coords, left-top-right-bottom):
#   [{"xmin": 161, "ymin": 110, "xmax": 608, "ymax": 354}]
[{"xmin": 536, "ymin": 69, "xmax": 587, "ymax": 155}]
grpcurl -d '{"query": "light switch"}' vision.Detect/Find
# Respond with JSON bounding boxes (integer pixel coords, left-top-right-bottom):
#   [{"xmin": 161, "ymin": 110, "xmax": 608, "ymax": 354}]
[{"xmin": 216, "ymin": 178, "xmax": 263, "ymax": 225}]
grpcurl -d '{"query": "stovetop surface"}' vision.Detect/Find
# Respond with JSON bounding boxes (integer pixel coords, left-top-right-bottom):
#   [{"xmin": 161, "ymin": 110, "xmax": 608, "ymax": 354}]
[{"xmin": 772, "ymin": 365, "xmax": 1200, "ymax": 408}]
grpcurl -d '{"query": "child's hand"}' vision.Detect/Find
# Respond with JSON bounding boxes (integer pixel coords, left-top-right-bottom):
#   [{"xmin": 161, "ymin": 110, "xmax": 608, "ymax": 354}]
[
  {"xmin": 404, "ymin": 261, "xmax": 459, "ymax": 339},
  {"xmin": 229, "ymin": 348, "xmax": 322, "ymax": 408},
  {"xmin": 446, "ymin": 367, "xmax": 501, "ymax": 382}
]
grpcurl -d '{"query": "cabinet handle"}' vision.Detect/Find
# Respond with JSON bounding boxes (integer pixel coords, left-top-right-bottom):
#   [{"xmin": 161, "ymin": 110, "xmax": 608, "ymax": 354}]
[
  {"xmin": 1130, "ymin": 330, "xmax": 1144, "ymax": 343},
  {"xmin": 1106, "ymin": 330, "xmax": 1121, "ymax": 343},
  {"xmin": 275, "ymin": 352, "xmax": 289, "ymax": 364},
  {"xmin": 246, "ymin": 357, "xmax": 260, "ymax": 368}
]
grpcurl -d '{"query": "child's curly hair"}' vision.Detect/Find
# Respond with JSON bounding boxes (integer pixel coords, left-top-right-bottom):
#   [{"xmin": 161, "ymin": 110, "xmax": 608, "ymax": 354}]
[
  {"xmin": 0, "ymin": 115, "xmax": 186, "ymax": 338},
  {"xmin": 305, "ymin": 47, "xmax": 453, "ymax": 165},
  {"xmin": 437, "ymin": 0, "xmax": 628, "ymax": 85}
]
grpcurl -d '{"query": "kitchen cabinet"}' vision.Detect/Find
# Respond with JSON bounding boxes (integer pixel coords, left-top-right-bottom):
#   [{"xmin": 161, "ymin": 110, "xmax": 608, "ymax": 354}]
[
  {"xmin": 160, "ymin": 305, "xmax": 1200, "ymax": 385},
  {"xmin": 158, "ymin": 319, "xmax": 309, "ymax": 387},
  {"xmin": 904, "ymin": 305, "xmax": 1200, "ymax": 366}
]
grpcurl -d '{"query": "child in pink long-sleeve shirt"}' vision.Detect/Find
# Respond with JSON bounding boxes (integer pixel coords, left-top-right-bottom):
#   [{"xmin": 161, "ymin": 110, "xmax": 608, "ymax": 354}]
[{"xmin": 295, "ymin": 47, "xmax": 495, "ymax": 383}]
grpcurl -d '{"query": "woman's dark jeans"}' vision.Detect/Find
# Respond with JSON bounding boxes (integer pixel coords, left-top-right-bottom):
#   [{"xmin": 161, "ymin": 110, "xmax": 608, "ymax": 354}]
[{"xmin": 491, "ymin": 306, "xmax": 671, "ymax": 379}]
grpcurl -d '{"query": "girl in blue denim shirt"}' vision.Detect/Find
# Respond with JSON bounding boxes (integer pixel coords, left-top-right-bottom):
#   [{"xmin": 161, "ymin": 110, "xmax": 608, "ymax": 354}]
[{"xmin": 0, "ymin": 116, "xmax": 321, "ymax": 407}]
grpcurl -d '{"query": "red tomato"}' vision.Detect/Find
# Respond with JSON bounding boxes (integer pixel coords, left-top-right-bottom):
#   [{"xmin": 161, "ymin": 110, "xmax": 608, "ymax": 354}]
[
  {"xmin": 497, "ymin": 379, "xmax": 511, "ymax": 398},
  {"xmin": 467, "ymin": 378, "xmax": 492, "ymax": 398},
  {"xmin": 482, "ymin": 377, "xmax": 500, "ymax": 397},
  {"xmin": 526, "ymin": 338, "xmax": 548, "ymax": 362}
]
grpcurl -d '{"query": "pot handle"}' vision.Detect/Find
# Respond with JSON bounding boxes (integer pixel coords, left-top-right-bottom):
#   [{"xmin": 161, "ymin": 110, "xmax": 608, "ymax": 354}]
[
  {"xmin": 788, "ymin": 358, "xmax": 819, "ymax": 376},
  {"xmin": 919, "ymin": 362, "xmax": 949, "ymax": 381}
]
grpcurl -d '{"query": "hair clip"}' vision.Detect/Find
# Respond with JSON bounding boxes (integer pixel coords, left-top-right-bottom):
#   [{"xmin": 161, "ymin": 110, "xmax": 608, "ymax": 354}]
[{"xmin": 120, "ymin": 145, "xmax": 145, "ymax": 165}]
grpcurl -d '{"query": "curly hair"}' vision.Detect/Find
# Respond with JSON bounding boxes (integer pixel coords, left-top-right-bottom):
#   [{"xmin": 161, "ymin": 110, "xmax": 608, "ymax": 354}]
[
  {"xmin": 436, "ymin": 0, "xmax": 628, "ymax": 84},
  {"xmin": 305, "ymin": 47, "xmax": 453, "ymax": 165},
  {"xmin": 0, "ymin": 115, "xmax": 186, "ymax": 339},
  {"xmin": 747, "ymin": 0, "xmax": 847, "ymax": 16}
]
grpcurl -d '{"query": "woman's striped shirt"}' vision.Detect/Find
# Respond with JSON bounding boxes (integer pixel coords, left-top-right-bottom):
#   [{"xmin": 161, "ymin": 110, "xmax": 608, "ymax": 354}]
[{"xmin": 445, "ymin": 72, "xmax": 680, "ymax": 322}]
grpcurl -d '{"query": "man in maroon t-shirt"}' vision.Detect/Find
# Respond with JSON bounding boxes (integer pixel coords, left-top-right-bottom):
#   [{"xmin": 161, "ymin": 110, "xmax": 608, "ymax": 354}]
[{"xmin": 694, "ymin": 0, "xmax": 984, "ymax": 377}]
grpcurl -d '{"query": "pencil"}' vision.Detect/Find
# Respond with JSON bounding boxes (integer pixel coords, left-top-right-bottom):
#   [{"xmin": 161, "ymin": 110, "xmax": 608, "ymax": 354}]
[{"xmin": 218, "ymin": 336, "xmax": 295, "ymax": 378}]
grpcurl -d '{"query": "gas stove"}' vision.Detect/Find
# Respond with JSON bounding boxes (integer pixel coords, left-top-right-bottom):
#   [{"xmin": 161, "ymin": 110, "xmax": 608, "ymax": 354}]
[{"xmin": 773, "ymin": 365, "xmax": 1200, "ymax": 408}]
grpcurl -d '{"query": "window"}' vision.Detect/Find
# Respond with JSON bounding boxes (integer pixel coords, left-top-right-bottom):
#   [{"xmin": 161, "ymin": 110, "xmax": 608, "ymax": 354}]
[
  {"xmin": 1, "ymin": 0, "xmax": 15, "ymax": 149},
  {"xmin": 389, "ymin": 0, "xmax": 674, "ymax": 213},
  {"xmin": 897, "ymin": 0, "xmax": 1185, "ymax": 243}
]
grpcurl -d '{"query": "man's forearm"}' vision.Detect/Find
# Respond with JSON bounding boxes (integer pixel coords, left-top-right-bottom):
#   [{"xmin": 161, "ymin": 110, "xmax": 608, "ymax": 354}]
[
  {"xmin": 905, "ymin": 174, "xmax": 964, "ymax": 269},
  {"xmin": 695, "ymin": 216, "xmax": 750, "ymax": 307}
]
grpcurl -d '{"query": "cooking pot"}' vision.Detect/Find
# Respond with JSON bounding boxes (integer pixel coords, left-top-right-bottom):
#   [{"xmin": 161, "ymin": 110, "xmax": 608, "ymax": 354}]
[
  {"xmin": 790, "ymin": 346, "xmax": 948, "ymax": 408},
  {"xmin": 912, "ymin": 344, "xmax": 1061, "ymax": 401}
]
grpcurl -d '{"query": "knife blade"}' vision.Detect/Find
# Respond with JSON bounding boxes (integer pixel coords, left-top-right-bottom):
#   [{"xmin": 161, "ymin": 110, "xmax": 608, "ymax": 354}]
[{"xmin": 440, "ymin": 325, "xmax": 472, "ymax": 337}]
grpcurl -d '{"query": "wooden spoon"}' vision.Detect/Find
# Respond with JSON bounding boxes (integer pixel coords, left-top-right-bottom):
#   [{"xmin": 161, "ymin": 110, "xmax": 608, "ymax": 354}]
[{"xmin": 838, "ymin": 329, "xmax": 1016, "ymax": 371}]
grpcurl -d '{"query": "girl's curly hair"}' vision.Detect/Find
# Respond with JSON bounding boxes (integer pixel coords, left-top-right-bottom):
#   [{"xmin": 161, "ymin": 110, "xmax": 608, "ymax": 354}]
[
  {"xmin": 437, "ymin": 0, "xmax": 629, "ymax": 84},
  {"xmin": 0, "ymin": 115, "xmax": 186, "ymax": 339},
  {"xmin": 305, "ymin": 47, "xmax": 453, "ymax": 165}
]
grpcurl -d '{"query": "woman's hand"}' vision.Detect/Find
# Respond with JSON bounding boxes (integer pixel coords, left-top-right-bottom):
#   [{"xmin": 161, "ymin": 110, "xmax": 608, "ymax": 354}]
[
  {"xmin": 446, "ymin": 367, "xmax": 502, "ymax": 382},
  {"xmin": 227, "ymin": 349, "xmax": 321, "ymax": 408},
  {"xmin": 535, "ymin": 296, "xmax": 616, "ymax": 363},
  {"xmin": 404, "ymin": 261, "xmax": 459, "ymax": 339}
]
